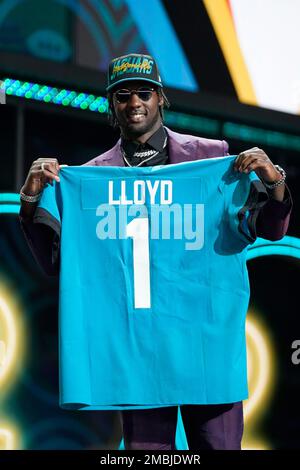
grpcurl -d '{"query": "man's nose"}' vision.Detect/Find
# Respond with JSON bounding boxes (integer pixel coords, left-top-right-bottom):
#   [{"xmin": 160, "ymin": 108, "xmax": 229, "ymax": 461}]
[{"xmin": 127, "ymin": 92, "xmax": 142, "ymax": 106}]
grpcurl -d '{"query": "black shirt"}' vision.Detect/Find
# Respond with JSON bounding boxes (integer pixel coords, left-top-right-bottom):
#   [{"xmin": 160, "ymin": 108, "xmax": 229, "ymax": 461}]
[{"xmin": 121, "ymin": 125, "xmax": 169, "ymax": 167}]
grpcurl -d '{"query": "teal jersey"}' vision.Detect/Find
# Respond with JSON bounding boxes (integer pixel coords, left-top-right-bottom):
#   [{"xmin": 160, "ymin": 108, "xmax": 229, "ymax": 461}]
[{"xmin": 35, "ymin": 156, "xmax": 268, "ymax": 410}]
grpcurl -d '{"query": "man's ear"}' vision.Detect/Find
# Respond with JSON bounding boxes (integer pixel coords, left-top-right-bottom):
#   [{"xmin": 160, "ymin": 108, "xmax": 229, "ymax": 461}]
[{"xmin": 158, "ymin": 92, "xmax": 164, "ymax": 107}]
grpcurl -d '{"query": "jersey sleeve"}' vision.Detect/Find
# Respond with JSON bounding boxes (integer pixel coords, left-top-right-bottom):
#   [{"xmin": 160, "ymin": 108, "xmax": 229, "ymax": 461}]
[
  {"xmin": 226, "ymin": 169, "xmax": 269, "ymax": 244},
  {"xmin": 33, "ymin": 180, "xmax": 61, "ymax": 237}
]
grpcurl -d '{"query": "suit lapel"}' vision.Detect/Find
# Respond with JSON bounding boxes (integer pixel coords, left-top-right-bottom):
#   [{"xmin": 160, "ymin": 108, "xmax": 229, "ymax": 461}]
[
  {"xmin": 102, "ymin": 139, "xmax": 124, "ymax": 166},
  {"xmin": 103, "ymin": 126, "xmax": 192, "ymax": 166},
  {"xmin": 166, "ymin": 127, "xmax": 193, "ymax": 164}
]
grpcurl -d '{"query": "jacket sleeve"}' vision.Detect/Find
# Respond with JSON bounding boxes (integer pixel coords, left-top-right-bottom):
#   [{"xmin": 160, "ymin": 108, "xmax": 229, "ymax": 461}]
[
  {"xmin": 224, "ymin": 142, "xmax": 293, "ymax": 241},
  {"xmin": 19, "ymin": 159, "xmax": 93, "ymax": 277},
  {"xmin": 255, "ymin": 184, "xmax": 293, "ymax": 241},
  {"xmin": 19, "ymin": 206, "xmax": 60, "ymax": 276}
]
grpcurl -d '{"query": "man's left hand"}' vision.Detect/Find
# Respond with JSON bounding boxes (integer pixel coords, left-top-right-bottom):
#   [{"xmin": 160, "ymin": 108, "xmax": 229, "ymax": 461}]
[{"xmin": 234, "ymin": 147, "xmax": 281, "ymax": 183}]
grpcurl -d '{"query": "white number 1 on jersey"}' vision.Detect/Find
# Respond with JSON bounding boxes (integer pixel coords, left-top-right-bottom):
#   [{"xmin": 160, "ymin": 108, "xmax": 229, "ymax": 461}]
[{"xmin": 126, "ymin": 217, "xmax": 151, "ymax": 309}]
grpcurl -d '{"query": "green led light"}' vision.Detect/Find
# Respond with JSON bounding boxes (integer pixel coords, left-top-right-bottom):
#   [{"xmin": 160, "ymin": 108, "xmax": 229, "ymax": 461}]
[
  {"xmin": 164, "ymin": 110, "xmax": 219, "ymax": 135},
  {"xmin": 58, "ymin": 90, "xmax": 67, "ymax": 99},
  {"xmin": 2, "ymin": 76, "xmax": 300, "ymax": 151},
  {"xmin": 75, "ymin": 95, "xmax": 85, "ymax": 104},
  {"xmin": 223, "ymin": 122, "xmax": 300, "ymax": 152}
]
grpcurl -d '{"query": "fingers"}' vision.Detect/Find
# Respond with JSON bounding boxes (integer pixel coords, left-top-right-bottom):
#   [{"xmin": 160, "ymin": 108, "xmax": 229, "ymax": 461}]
[
  {"xmin": 42, "ymin": 166, "xmax": 60, "ymax": 183},
  {"xmin": 32, "ymin": 158, "xmax": 59, "ymax": 174},
  {"xmin": 41, "ymin": 162, "xmax": 60, "ymax": 182},
  {"xmin": 30, "ymin": 158, "xmax": 60, "ymax": 187},
  {"xmin": 234, "ymin": 148, "xmax": 267, "ymax": 173},
  {"xmin": 235, "ymin": 155, "xmax": 260, "ymax": 173},
  {"xmin": 235, "ymin": 148, "xmax": 260, "ymax": 165}
]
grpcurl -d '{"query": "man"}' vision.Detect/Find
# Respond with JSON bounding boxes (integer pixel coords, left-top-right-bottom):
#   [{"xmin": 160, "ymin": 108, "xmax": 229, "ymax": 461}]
[{"xmin": 19, "ymin": 53, "xmax": 292, "ymax": 450}]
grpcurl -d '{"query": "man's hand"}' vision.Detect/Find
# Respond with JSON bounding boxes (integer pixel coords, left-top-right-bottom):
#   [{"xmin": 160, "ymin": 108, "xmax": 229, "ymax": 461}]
[
  {"xmin": 21, "ymin": 157, "xmax": 65, "ymax": 196},
  {"xmin": 234, "ymin": 147, "xmax": 282, "ymax": 183},
  {"xmin": 20, "ymin": 158, "xmax": 68, "ymax": 219}
]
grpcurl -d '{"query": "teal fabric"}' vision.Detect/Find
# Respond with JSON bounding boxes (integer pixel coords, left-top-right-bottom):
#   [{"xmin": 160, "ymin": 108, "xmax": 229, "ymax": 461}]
[{"xmin": 36, "ymin": 156, "xmax": 267, "ymax": 410}]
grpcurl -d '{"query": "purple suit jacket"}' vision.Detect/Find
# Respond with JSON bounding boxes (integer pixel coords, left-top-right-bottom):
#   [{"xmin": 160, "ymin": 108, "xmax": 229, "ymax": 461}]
[
  {"xmin": 83, "ymin": 127, "xmax": 229, "ymax": 167},
  {"xmin": 19, "ymin": 127, "xmax": 292, "ymax": 275}
]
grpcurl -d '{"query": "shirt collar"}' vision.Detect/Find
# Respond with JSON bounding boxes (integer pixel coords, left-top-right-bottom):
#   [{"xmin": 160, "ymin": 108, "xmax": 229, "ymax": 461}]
[{"xmin": 121, "ymin": 125, "xmax": 167, "ymax": 156}]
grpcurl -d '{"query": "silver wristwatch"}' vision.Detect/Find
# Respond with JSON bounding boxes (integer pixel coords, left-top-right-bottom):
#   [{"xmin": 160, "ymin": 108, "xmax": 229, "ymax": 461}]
[{"xmin": 262, "ymin": 165, "xmax": 286, "ymax": 190}]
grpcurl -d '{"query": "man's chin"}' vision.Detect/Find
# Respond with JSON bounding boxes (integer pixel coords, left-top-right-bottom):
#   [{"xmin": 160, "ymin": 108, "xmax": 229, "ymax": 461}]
[
  {"xmin": 119, "ymin": 112, "xmax": 161, "ymax": 138},
  {"xmin": 125, "ymin": 122, "xmax": 150, "ymax": 136}
]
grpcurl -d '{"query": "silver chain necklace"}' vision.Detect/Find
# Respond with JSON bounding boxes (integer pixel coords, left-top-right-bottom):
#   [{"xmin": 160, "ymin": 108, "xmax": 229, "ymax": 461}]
[{"xmin": 121, "ymin": 136, "xmax": 167, "ymax": 168}]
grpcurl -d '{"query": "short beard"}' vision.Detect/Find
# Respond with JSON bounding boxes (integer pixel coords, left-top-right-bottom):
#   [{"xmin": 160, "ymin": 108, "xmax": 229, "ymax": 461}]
[{"xmin": 118, "ymin": 108, "xmax": 162, "ymax": 140}]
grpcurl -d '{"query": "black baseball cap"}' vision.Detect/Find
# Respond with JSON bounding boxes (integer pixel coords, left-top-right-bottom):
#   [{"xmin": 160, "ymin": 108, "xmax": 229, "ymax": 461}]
[{"xmin": 106, "ymin": 53, "xmax": 163, "ymax": 91}]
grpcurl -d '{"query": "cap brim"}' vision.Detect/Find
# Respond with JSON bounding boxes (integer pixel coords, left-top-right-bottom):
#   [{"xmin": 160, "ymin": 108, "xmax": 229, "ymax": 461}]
[{"xmin": 106, "ymin": 77, "xmax": 163, "ymax": 92}]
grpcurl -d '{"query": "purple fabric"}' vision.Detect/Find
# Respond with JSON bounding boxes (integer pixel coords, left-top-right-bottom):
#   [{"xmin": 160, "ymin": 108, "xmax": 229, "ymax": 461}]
[
  {"xmin": 82, "ymin": 127, "xmax": 229, "ymax": 167},
  {"xmin": 121, "ymin": 406, "xmax": 178, "ymax": 450},
  {"xmin": 256, "ymin": 186, "xmax": 292, "ymax": 240},
  {"xmin": 121, "ymin": 402, "xmax": 243, "ymax": 450}
]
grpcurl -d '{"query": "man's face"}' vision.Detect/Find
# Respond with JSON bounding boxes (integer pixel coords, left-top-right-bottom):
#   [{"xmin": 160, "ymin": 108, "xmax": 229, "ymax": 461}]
[{"xmin": 112, "ymin": 80, "xmax": 164, "ymax": 139}]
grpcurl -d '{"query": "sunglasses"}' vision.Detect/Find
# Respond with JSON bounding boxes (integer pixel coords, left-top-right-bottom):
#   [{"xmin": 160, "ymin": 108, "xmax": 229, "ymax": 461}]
[{"xmin": 114, "ymin": 87, "xmax": 156, "ymax": 103}]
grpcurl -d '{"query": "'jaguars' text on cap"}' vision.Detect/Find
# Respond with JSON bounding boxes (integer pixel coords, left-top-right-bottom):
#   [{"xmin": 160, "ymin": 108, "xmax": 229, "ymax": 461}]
[{"xmin": 106, "ymin": 53, "xmax": 163, "ymax": 91}]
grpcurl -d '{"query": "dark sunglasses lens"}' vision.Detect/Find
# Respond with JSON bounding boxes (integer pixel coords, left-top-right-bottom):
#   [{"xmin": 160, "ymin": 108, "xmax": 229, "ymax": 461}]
[
  {"xmin": 115, "ymin": 90, "xmax": 131, "ymax": 103},
  {"xmin": 115, "ymin": 88, "xmax": 154, "ymax": 102},
  {"xmin": 137, "ymin": 90, "xmax": 153, "ymax": 101}
]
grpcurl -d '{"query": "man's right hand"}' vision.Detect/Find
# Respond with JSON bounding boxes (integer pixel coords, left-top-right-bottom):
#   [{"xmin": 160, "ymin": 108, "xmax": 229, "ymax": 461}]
[
  {"xmin": 21, "ymin": 158, "xmax": 63, "ymax": 196},
  {"xmin": 20, "ymin": 158, "xmax": 67, "ymax": 219}
]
